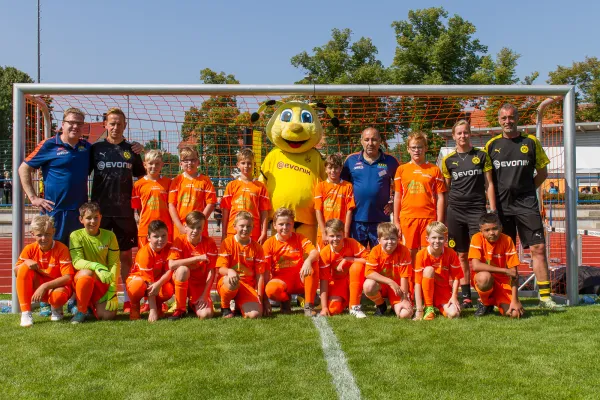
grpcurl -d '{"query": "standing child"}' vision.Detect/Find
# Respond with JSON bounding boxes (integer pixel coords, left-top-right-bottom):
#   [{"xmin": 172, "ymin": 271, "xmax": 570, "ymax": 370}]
[
  {"xmin": 132, "ymin": 150, "xmax": 173, "ymax": 247},
  {"xmin": 363, "ymin": 223, "xmax": 413, "ymax": 319},
  {"xmin": 263, "ymin": 207, "xmax": 320, "ymax": 317},
  {"xmin": 221, "ymin": 149, "xmax": 271, "ymax": 244},
  {"xmin": 69, "ymin": 202, "xmax": 120, "ymax": 324},
  {"xmin": 318, "ymin": 219, "xmax": 369, "ymax": 318},
  {"xmin": 469, "ymin": 213, "xmax": 523, "ymax": 318},
  {"xmin": 126, "ymin": 220, "xmax": 174, "ymax": 322},
  {"xmin": 15, "ymin": 215, "xmax": 74, "ymax": 327},
  {"xmin": 314, "ymin": 153, "xmax": 355, "ymax": 248},
  {"xmin": 168, "ymin": 146, "xmax": 217, "ymax": 238},
  {"xmin": 167, "ymin": 211, "xmax": 218, "ymax": 320},
  {"xmin": 216, "ymin": 211, "xmax": 265, "ymax": 319},
  {"xmin": 414, "ymin": 222, "xmax": 463, "ymax": 321}
]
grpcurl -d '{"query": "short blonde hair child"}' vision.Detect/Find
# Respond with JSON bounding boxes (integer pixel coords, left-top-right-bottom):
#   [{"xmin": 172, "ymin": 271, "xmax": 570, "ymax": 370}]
[
  {"xmin": 426, "ymin": 221, "xmax": 448, "ymax": 236},
  {"xmin": 30, "ymin": 215, "xmax": 55, "ymax": 233},
  {"xmin": 236, "ymin": 148, "xmax": 254, "ymax": 162},
  {"xmin": 179, "ymin": 146, "xmax": 199, "ymax": 160},
  {"xmin": 377, "ymin": 222, "xmax": 399, "ymax": 238},
  {"xmin": 407, "ymin": 131, "xmax": 428, "ymax": 149},
  {"xmin": 273, "ymin": 207, "xmax": 295, "ymax": 223},
  {"xmin": 234, "ymin": 211, "xmax": 253, "ymax": 225},
  {"xmin": 185, "ymin": 211, "xmax": 206, "ymax": 226},
  {"xmin": 144, "ymin": 149, "xmax": 164, "ymax": 163},
  {"xmin": 325, "ymin": 218, "xmax": 344, "ymax": 233}
]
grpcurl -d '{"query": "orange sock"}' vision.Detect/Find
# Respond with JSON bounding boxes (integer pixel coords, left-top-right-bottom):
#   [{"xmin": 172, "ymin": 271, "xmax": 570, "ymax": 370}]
[
  {"xmin": 422, "ymin": 277, "xmax": 434, "ymax": 307},
  {"xmin": 477, "ymin": 286, "xmax": 494, "ymax": 306},
  {"xmin": 265, "ymin": 280, "xmax": 289, "ymax": 302},
  {"xmin": 219, "ymin": 285, "xmax": 239, "ymax": 308},
  {"xmin": 328, "ymin": 299, "xmax": 344, "ymax": 315},
  {"xmin": 126, "ymin": 278, "xmax": 147, "ymax": 305},
  {"xmin": 174, "ymin": 279, "xmax": 189, "ymax": 311},
  {"xmin": 303, "ymin": 262, "xmax": 319, "ymax": 304},
  {"xmin": 75, "ymin": 275, "xmax": 95, "ymax": 312},
  {"xmin": 366, "ymin": 292, "xmax": 385, "ymax": 306},
  {"xmin": 48, "ymin": 289, "xmax": 69, "ymax": 308},
  {"xmin": 349, "ymin": 263, "xmax": 364, "ymax": 307},
  {"xmin": 16, "ymin": 264, "xmax": 34, "ymax": 312}
]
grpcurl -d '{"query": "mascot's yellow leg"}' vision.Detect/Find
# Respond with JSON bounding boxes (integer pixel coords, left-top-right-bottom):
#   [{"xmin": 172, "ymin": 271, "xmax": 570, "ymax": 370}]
[{"xmin": 295, "ymin": 223, "xmax": 317, "ymax": 245}]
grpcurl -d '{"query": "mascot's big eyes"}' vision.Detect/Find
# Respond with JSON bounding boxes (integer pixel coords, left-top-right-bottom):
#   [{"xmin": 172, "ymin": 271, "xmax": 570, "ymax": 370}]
[
  {"xmin": 280, "ymin": 109, "xmax": 293, "ymax": 122},
  {"xmin": 301, "ymin": 110, "xmax": 313, "ymax": 123}
]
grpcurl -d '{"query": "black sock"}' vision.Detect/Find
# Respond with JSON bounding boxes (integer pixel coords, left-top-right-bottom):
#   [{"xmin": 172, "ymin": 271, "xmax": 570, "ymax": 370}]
[{"xmin": 461, "ymin": 284, "xmax": 471, "ymax": 299}]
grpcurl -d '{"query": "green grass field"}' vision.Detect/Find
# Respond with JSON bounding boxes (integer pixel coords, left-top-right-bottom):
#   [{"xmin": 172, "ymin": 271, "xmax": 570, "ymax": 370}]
[{"xmin": 1, "ymin": 301, "xmax": 599, "ymax": 399}]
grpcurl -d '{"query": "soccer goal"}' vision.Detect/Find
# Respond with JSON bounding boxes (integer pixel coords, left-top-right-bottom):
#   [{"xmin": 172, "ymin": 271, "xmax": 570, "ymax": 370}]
[{"xmin": 10, "ymin": 84, "xmax": 578, "ymax": 312}]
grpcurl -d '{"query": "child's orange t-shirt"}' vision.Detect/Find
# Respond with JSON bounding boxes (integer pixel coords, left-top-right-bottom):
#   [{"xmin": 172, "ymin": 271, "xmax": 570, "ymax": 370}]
[
  {"xmin": 130, "ymin": 242, "xmax": 172, "ymax": 283},
  {"xmin": 216, "ymin": 236, "xmax": 265, "ymax": 288},
  {"xmin": 313, "ymin": 180, "xmax": 355, "ymax": 223},
  {"xmin": 168, "ymin": 173, "xmax": 217, "ymax": 236},
  {"xmin": 394, "ymin": 162, "xmax": 447, "ymax": 219},
  {"xmin": 220, "ymin": 178, "xmax": 271, "ymax": 239},
  {"xmin": 468, "ymin": 232, "xmax": 520, "ymax": 285},
  {"xmin": 365, "ymin": 244, "xmax": 412, "ymax": 284},
  {"xmin": 414, "ymin": 247, "xmax": 463, "ymax": 287},
  {"xmin": 167, "ymin": 234, "xmax": 218, "ymax": 283},
  {"xmin": 319, "ymin": 238, "xmax": 368, "ymax": 281},
  {"xmin": 131, "ymin": 176, "xmax": 173, "ymax": 237},
  {"xmin": 262, "ymin": 233, "xmax": 316, "ymax": 278},
  {"xmin": 16, "ymin": 241, "xmax": 74, "ymax": 279}
]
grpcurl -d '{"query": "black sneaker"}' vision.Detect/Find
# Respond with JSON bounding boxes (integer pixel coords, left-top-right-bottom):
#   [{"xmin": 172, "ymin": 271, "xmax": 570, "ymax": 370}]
[
  {"xmin": 280, "ymin": 300, "xmax": 292, "ymax": 315},
  {"xmin": 374, "ymin": 303, "xmax": 387, "ymax": 317},
  {"xmin": 474, "ymin": 301, "xmax": 494, "ymax": 317},
  {"xmin": 461, "ymin": 298, "xmax": 474, "ymax": 309},
  {"xmin": 168, "ymin": 309, "xmax": 186, "ymax": 321},
  {"xmin": 221, "ymin": 308, "xmax": 233, "ymax": 318}
]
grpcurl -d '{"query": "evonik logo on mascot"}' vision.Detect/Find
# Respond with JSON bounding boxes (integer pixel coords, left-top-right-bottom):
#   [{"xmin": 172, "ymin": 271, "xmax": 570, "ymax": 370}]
[{"xmin": 276, "ymin": 161, "xmax": 311, "ymax": 175}]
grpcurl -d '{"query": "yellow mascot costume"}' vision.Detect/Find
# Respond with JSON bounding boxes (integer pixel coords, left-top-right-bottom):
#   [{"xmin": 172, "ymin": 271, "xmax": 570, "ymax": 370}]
[{"xmin": 252, "ymin": 101, "xmax": 339, "ymax": 244}]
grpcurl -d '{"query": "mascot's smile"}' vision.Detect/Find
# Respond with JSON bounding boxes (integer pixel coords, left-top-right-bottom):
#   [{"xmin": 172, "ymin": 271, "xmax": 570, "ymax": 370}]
[{"xmin": 282, "ymin": 138, "xmax": 308, "ymax": 149}]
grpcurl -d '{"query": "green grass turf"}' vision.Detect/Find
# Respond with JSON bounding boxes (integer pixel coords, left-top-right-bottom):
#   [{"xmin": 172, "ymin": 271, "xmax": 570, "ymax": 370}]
[
  {"xmin": 1, "ymin": 301, "xmax": 598, "ymax": 399},
  {"xmin": 328, "ymin": 300, "xmax": 600, "ymax": 400}
]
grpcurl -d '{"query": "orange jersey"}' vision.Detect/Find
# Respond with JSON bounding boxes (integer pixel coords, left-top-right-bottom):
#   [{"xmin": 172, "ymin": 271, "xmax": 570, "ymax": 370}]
[
  {"xmin": 221, "ymin": 179, "xmax": 271, "ymax": 238},
  {"xmin": 319, "ymin": 238, "xmax": 368, "ymax": 281},
  {"xmin": 167, "ymin": 234, "xmax": 218, "ymax": 280},
  {"xmin": 313, "ymin": 180, "xmax": 355, "ymax": 223},
  {"xmin": 216, "ymin": 236, "xmax": 265, "ymax": 288},
  {"xmin": 131, "ymin": 176, "xmax": 173, "ymax": 236},
  {"xmin": 468, "ymin": 232, "xmax": 520, "ymax": 285},
  {"xmin": 16, "ymin": 241, "xmax": 74, "ymax": 279},
  {"xmin": 130, "ymin": 242, "xmax": 172, "ymax": 283},
  {"xmin": 365, "ymin": 244, "xmax": 412, "ymax": 283},
  {"xmin": 414, "ymin": 247, "xmax": 463, "ymax": 286},
  {"xmin": 263, "ymin": 233, "xmax": 316, "ymax": 277},
  {"xmin": 394, "ymin": 162, "xmax": 447, "ymax": 219},
  {"xmin": 168, "ymin": 173, "xmax": 217, "ymax": 234}
]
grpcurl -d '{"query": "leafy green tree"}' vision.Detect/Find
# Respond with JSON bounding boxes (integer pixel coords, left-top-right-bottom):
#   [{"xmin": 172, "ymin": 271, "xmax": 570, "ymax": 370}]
[{"xmin": 548, "ymin": 57, "xmax": 600, "ymax": 122}]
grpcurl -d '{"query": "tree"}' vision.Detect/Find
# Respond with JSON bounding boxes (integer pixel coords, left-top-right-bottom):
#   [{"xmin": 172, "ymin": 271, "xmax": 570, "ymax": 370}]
[
  {"xmin": 0, "ymin": 66, "xmax": 34, "ymax": 171},
  {"xmin": 548, "ymin": 57, "xmax": 600, "ymax": 122}
]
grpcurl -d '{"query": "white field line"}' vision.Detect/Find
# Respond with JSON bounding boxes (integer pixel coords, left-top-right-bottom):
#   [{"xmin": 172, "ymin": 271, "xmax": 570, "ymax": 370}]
[{"xmin": 312, "ymin": 316, "xmax": 362, "ymax": 400}]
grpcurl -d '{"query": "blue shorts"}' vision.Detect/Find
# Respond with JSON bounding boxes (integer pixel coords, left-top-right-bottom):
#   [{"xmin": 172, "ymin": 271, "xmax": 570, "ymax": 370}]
[
  {"xmin": 48, "ymin": 209, "xmax": 81, "ymax": 246},
  {"xmin": 351, "ymin": 221, "xmax": 379, "ymax": 249}
]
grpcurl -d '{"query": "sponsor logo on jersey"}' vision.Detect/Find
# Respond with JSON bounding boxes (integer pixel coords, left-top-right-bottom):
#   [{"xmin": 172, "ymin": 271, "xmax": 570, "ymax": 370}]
[
  {"xmin": 452, "ymin": 169, "xmax": 482, "ymax": 179},
  {"xmin": 276, "ymin": 161, "xmax": 310, "ymax": 175},
  {"xmin": 493, "ymin": 159, "xmax": 530, "ymax": 169},
  {"xmin": 304, "ymin": 155, "xmax": 311, "ymax": 163},
  {"xmin": 377, "ymin": 163, "xmax": 387, "ymax": 169},
  {"xmin": 56, "ymin": 149, "xmax": 69, "ymax": 156},
  {"xmin": 123, "ymin": 151, "xmax": 132, "ymax": 160},
  {"xmin": 353, "ymin": 165, "xmax": 364, "ymax": 170},
  {"xmin": 451, "ymin": 161, "xmax": 459, "ymax": 166},
  {"xmin": 97, "ymin": 161, "xmax": 132, "ymax": 171},
  {"xmin": 77, "ymin": 146, "xmax": 86, "ymax": 152},
  {"xmin": 448, "ymin": 239, "xmax": 456, "ymax": 248},
  {"xmin": 520, "ymin": 145, "xmax": 528, "ymax": 154},
  {"xmin": 494, "ymin": 148, "xmax": 501, "ymax": 153},
  {"xmin": 99, "ymin": 152, "xmax": 106, "ymax": 157},
  {"xmin": 472, "ymin": 156, "xmax": 480, "ymax": 164}
]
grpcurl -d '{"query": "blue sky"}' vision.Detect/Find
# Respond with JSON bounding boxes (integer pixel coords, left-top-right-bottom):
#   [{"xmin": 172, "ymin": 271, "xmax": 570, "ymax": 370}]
[{"xmin": 2, "ymin": 0, "xmax": 598, "ymax": 85}]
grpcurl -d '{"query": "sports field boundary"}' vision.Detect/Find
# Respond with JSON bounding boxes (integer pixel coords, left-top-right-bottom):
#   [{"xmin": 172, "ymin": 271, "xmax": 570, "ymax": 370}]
[{"xmin": 312, "ymin": 316, "xmax": 362, "ymax": 400}]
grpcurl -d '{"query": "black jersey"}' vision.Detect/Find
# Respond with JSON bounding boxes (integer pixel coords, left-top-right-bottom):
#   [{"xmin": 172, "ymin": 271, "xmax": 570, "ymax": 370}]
[
  {"xmin": 90, "ymin": 139, "xmax": 145, "ymax": 217},
  {"xmin": 441, "ymin": 147, "xmax": 491, "ymax": 209},
  {"xmin": 485, "ymin": 133, "xmax": 549, "ymax": 215}
]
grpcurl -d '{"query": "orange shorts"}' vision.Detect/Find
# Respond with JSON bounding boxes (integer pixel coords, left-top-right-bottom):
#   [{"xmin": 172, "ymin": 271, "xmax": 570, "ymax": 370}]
[
  {"xmin": 89, "ymin": 277, "xmax": 110, "ymax": 306},
  {"xmin": 327, "ymin": 277, "xmax": 349, "ymax": 303},
  {"xmin": 125, "ymin": 275, "xmax": 174, "ymax": 302},
  {"xmin": 474, "ymin": 272, "xmax": 513, "ymax": 314},
  {"xmin": 217, "ymin": 277, "xmax": 260, "ymax": 312},
  {"xmin": 401, "ymin": 218, "xmax": 433, "ymax": 250},
  {"xmin": 180, "ymin": 274, "xmax": 214, "ymax": 306},
  {"xmin": 379, "ymin": 283, "xmax": 402, "ymax": 306},
  {"xmin": 30, "ymin": 273, "xmax": 73, "ymax": 301},
  {"xmin": 432, "ymin": 284, "xmax": 452, "ymax": 316}
]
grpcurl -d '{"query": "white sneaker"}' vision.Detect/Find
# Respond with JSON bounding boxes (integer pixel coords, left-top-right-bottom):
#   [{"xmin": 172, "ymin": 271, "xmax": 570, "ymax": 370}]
[
  {"xmin": 350, "ymin": 305, "xmax": 367, "ymax": 319},
  {"xmin": 50, "ymin": 307, "xmax": 64, "ymax": 321},
  {"xmin": 20, "ymin": 311, "xmax": 34, "ymax": 327}
]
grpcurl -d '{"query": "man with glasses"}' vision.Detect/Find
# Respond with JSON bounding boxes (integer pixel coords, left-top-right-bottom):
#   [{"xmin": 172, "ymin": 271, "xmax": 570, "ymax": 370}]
[
  {"xmin": 19, "ymin": 108, "xmax": 91, "ymax": 245},
  {"xmin": 341, "ymin": 127, "xmax": 399, "ymax": 248}
]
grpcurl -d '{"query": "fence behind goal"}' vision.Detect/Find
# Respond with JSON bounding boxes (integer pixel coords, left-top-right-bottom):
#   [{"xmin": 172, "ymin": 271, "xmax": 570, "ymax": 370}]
[{"xmin": 6, "ymin": 84, "xmax": 579, "ymax": 307}]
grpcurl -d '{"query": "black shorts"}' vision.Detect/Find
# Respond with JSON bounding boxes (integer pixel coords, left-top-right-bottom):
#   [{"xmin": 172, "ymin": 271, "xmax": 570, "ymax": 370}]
[
  {"xmin": 447, "ymin": 206, "xmax": 486, "ymax": 253},
  {"xmin": 100, "ymin": 216, "xmax": 138, "ymax": 251},
  {"xmin": 500, "ymin": 211, "xmax": 545, "ymax": 249}
]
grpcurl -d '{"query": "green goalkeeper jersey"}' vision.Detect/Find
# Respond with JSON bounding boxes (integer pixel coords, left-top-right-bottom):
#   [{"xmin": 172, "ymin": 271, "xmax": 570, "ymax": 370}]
[{"xmin": 69, "ymin": 228, "xmax": 120, "ymax": 285}]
